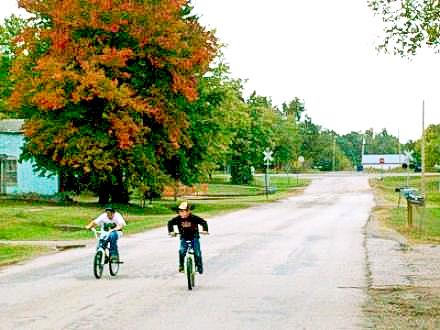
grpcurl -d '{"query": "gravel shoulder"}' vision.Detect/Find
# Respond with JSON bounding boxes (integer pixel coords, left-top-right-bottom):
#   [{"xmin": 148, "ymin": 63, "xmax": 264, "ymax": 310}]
[{"xmin": 364, "ymin": 203, "xmax": 440, "ymax": 328}]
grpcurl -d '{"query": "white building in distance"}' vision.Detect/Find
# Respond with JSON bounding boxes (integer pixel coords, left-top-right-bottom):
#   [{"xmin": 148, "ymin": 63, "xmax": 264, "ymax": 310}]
[{"xmin": 362, "ymin": 154, "xmax": 409, "ymax": 170}]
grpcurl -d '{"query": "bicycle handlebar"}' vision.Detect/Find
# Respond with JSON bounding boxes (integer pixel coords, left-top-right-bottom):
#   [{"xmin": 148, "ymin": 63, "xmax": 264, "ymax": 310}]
[
  {"xmin": 168, "ymin": 231, "xmax": 209, "ymax": 237},
  {"xmin": 90, "ymin": 227, "xmax": 111, "ymax": 239}
]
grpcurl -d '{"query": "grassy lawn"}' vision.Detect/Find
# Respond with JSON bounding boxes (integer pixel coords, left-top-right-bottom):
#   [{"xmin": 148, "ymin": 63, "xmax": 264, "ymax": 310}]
[
  {"xmin": 0, "ymin": 244, "xmax": 51, "ymax": 267},
  {"xmin": 371, "ymin": 175, "xmax": 440, "ymax": 243},
  {"xmin": 0, "ymin": 175, "xmax": 309, "ymax": 265}
]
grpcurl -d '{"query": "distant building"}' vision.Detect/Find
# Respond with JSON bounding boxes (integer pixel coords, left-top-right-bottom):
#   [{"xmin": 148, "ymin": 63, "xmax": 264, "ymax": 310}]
[
  {"xmin": 0, "ymin": 119, "xmax": 59, "ymax": 195},
  {"xmin": 361, "ymin": 154, "xmax": 409, "ymax": 170}
]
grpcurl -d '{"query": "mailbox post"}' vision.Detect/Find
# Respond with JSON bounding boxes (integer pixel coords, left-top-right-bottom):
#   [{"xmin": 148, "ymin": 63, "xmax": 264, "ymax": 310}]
[
  {"xmin": 407, "ymin": 200, "xmax": 414, "ymax": 227},
  {"xmin": 396, "ymin": 187, "xmax": 425, "ymax": 228}
]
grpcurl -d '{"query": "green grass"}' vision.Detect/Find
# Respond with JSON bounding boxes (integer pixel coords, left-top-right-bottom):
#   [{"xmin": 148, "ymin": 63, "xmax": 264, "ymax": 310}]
[
  {"xmin": 0, "ymin": 199, "xmax": 180, "ymax": 240},
  {"xmin": 371, "ymin": 175, "xmax": 440, "ymax": 243},
  {"xmin": 0, "ymin": 176, "xmax": 309, "ymax": 265},
  {"xmin": 0, "ymin": 244, "xmax": 50, "ymax": 267}
]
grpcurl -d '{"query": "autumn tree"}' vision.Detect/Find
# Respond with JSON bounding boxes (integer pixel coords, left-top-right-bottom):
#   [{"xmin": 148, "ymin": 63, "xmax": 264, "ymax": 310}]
[
  {"xmin": 8, "ymin": 0, "xmax": 218, "ymax": 203},
  {"xmin": 369, "ymin": 0, "xmax": 440, "ymax": 55}
]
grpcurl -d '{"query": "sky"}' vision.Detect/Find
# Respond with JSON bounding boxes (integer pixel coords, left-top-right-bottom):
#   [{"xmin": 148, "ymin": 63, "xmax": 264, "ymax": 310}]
[{"xmin": 1, "ymin": 0, "xmax": 439, "ymax": 143}]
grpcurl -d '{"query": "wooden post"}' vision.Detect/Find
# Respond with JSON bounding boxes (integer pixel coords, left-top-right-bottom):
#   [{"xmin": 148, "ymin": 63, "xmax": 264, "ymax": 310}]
[
  {"xmin": 421, "ymin": 101, "xmax": 425, "ymax": 194},
  {"xmin": 407, "ymin": 201, "xmax": 413, "ymax": 227},
  {"xmin": 332, "ymin": 134, "xmax": 336, "ymax": 171}
]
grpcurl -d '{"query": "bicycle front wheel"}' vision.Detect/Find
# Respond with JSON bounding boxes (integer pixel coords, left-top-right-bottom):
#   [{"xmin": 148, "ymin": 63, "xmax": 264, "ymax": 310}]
[
  {"xmin": 109, "ymin": 255, "xmax": 120, "ymax": 276},
  {"xmin": 186, "ymin": 257, "xmax": 194, "ymax": 290},
  {"xmin": 93, "ymin": 250, "xmax": 104, "ymax": 279}
]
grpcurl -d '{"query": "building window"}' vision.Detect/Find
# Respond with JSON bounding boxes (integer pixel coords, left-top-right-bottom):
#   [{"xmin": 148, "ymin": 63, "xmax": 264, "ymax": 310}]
[{"xmin": 1, "ymin": 158, "xmax": 17, "ymax": 186}]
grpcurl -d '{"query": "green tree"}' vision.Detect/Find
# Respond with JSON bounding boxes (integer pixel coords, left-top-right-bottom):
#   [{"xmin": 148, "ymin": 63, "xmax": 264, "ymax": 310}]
[
  {"xmin": 0, "ymin": 15, "xmax": 28, "ymax": 117},
  {"xmin": 369, "ymin": 0, "xmax": 440, "ymax": 55},
  {"xmin": 164, "ymin": 61, "xmax": 246, "ymax": 194},
  {"xmin": 365, "ymin": 128, "xmax": 400, "ymax": 154},
  {"xmin": 337, "ymin": 131, "xmax": 363, "ymax": 167},
  {"xmin": 273, "ymin": 98, "xmax": 303, "ymax": 172},
  {"xmin": 229, "ymin": 92, "xmax": 278, "ymax": 184},
  {"xmin": 298, "ymin": 115, "xmax": 321, "ymax": 168},
  {"xmin": 424, "ymin": 124, "xmax": 440, "ymax": 170},
  {"xmin": 281, "ymin": 97, "xmax": 305, "ymax": 122}
]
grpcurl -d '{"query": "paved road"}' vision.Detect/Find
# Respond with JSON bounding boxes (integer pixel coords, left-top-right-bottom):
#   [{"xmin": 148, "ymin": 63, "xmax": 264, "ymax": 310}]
[{"xmin": 0, "ymin": 174, "xmax": 374, "ymax": 330}]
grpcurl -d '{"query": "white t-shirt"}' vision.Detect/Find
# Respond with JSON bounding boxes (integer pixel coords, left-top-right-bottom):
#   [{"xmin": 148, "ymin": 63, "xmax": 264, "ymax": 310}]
[{"xmin": 94, "ymin": 211, "xmax": 127, "ymax": 229}]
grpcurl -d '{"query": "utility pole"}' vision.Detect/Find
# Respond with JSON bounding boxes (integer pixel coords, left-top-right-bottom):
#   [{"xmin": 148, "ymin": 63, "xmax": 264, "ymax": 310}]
[
  {"xmin": 332, "ymin": 134, "xmax": 336, "ymax": 172},
  {"xmin": 421, "ymin": 100, "xmax": 426, "ymax": 194},
  {"xmin": 419, "ymin": 100, "xmax": 427, "ymax": 232}
]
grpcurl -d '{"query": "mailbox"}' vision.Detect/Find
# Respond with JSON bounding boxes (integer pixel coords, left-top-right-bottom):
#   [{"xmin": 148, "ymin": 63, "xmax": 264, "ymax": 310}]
[
  {"xmin": 395, "ymin": 187, "xmax": 425, "ymax": 206},
  {"xmin": 407, "ymin": 191, "xmax": 425, "ymax": 205},
  {"xmin": 395, "ymin": 187, "xmax": 425, "ymax": 227}
]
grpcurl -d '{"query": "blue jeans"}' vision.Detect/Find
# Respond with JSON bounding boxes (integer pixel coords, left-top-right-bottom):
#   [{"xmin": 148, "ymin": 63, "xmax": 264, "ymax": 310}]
[
  {"xmin": 179, "ymin": 238, "xmax": 203, "ymax": 270},
  {"xmin": 101, "ymin": 231, "xmax": 121, "ymax": 257}
]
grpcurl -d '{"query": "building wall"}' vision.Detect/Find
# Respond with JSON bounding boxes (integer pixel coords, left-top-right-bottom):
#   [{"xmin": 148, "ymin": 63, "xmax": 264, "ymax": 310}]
[
  {"xmin": 0, "ymin": 133, "xmax": 58, "ymax": 195},
  {"xmin": 361, "ymin": 154, "xmax": 409, "ymax": 171},
  {"xmin": 362, "ymin": 164, "xmax": 402, "ymax": 170}
]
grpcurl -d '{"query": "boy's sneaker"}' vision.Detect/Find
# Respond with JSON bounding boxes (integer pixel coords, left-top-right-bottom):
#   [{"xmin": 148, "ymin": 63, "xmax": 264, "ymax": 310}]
[
  {"xmin": 178, "ymin": 266, "xmax": 184, "ymax": 273},
  {"xmin": 110, "ymin": 254, "xmax": 119, "ymax": 263},
  {"xmin": 197, "ymin": 266, "xmax": 203, "ymax": 274}
]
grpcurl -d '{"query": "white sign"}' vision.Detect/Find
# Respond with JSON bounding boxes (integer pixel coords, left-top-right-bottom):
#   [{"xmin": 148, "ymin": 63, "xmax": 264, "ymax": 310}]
[
  {"xmin": 263, "ymin": 149, "xmax": 273, "ymax": 162},
  {"xmin": 298, "ymin": 156, "xmax": 305, "ymax": 164},
  {"xmin": 404, "ymin": 150, "xmax": 414, "ymax": 161}
]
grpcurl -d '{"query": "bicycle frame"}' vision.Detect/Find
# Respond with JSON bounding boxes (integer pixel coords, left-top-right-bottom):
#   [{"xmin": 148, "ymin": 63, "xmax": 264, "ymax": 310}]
[
  {"xmin": 92, "ymin": 228, "xmax": 110, "ymax": 253},
  {"xmin": 91, "ymin": 228, "xmax": 120, "ymax": 278},
  {"xmin": 184, "ymin": 240, "xmax": 196, "ymax": 290}
]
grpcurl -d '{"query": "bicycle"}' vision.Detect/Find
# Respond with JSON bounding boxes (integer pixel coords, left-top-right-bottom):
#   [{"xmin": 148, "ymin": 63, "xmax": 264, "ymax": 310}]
[
  {"xmin": 91, "ymin": 228, "xmax": 122, "ymax": 279},
  {"xmin": 170, "ymin": 232, "xmax": 208, "ymax": 290},
  {"xmin": 183, "ymin": 239, "xmax": 196, "ymax": 290}
]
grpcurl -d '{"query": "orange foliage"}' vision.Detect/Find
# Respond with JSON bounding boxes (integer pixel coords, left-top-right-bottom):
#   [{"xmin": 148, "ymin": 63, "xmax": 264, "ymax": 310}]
[{"xmin": 11, "ymin": 0, "xmax": 218, "ymax": 178}]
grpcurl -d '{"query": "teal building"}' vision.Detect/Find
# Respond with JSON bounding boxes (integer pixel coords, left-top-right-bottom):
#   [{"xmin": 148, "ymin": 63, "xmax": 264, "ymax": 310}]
[{"xmin": 0, "ymin": 119, "xmax": 59, "ymax": 195}]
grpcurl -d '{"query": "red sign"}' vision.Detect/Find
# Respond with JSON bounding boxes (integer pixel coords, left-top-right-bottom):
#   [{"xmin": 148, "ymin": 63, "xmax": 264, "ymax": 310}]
[{"xmin": 379, "ymin": 158, "xmax": 385, "ymax": 164}]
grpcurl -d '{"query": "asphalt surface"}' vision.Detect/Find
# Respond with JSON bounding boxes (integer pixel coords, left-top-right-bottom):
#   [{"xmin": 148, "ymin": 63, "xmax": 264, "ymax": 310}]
[{"xmin": 0, "ymin": 174, "xmax": 374, "ymax": 330}]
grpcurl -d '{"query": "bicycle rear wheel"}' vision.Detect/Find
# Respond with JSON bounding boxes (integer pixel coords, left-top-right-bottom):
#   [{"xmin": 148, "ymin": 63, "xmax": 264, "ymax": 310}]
[
  {"xmin": 109, "ymin": 255, "xmax": 120, "ymax": 276},
  {"xmin": 93, "ymin": 250, "xmax": 104, "ymax": 279},
  {"xmin": 186, "ymin": 257, "xmax": 194, "ymax": 290}
]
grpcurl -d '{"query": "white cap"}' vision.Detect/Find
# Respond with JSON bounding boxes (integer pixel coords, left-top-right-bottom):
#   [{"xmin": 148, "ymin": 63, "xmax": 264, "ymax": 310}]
[{"xmin": 178, "ymin": 201, "xmax": 189, "ymax": 210}]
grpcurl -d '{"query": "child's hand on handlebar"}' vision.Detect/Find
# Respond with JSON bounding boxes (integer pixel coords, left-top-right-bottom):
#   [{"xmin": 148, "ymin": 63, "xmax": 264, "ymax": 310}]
[
  {"xmin": 200, "ymin": 231, "xmax": 209, "ymax": 235},
  {"xmin": 169, "ymin": 232, "xmax": 177, "ymax": 237}
]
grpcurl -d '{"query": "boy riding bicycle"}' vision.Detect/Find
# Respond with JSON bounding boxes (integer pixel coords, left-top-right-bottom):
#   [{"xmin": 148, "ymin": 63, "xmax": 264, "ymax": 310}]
[
  {"xmin": 168, "ymin": 201, "xmax": 209, "ymax": 274},
  {"xmin": 86, "ymin": 206, "xmax": 126, "ymax": 260}
]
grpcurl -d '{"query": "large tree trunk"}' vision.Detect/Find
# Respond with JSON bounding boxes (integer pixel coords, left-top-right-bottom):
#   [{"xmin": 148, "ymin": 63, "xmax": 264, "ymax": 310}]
[
  {"xmin": 96, "ymin": 169, "xmax": 129, "ymax": 205},
  {"xmin": 110, "ymin": 187, "xmax": 130, "ymax": 204},
  {"xmin": 97, "ymin": 179, "xmax": 111, "ymax": 204},
  {"xmin": 98, "ymin": 189, "xmax": 110, "ymax": 205},
  {"xmin": 109, "ymin": 169, "xmax": 130, "ymax": 204}
]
